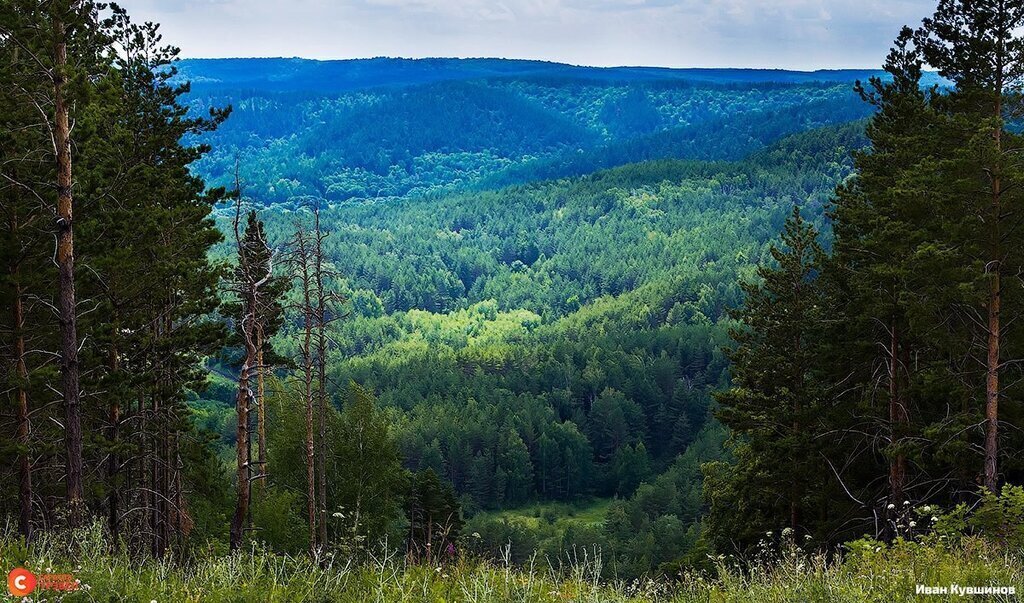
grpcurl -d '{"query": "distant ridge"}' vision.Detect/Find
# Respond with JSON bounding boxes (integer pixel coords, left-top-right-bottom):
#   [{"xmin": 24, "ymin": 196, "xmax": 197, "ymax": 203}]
[{"xmin": 176, "ymin": 57, "xmax": 944, "ymax": 95}]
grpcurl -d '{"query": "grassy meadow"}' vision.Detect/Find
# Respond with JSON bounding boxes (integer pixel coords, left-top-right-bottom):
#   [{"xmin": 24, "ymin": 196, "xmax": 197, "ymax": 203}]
[{"xmin": 2, "ymin": 522, "xmax": 1020, "ymax": 602}]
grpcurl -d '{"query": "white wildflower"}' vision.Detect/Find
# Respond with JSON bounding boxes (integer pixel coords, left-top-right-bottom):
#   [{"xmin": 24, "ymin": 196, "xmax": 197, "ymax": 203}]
[
  {"xmin": 887, "ymin": 503, "xmax": 896, "ymax": 510},
  {"xmin": 931, "ymin": 516, "xmax": 939, "ymax": 522},
  {"xmin": 909, "ymin": 521, "xmax": 917, "ymax": 528}
]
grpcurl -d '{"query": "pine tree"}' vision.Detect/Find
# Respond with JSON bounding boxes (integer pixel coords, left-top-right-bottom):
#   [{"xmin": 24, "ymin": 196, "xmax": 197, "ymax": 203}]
[
  {"xmin": 497, "ymin": 428, "xmax": 533, "ymax": 505},
  {"xmin": 80, "ymin": 9, "xmax": 229, "ymax": 554},
  {"xmin": 0, "ymin": 0, "xmax": 110, "ymax": 528},
  {"xmin": 406, "ymin": 468, "xmax": 462, "ymax": 564},
  {"xmin": 708, "ymin": 208, "xmax": 832, "ymax": 548},
  {"xmin": 830, "ymin": 28, "xmax": 940, "ymax": 523},
  {"xmin": 917, "ymin": 0, "xmax": 1024, "ymax": 494},
  {"xmin": 0, "ymin": 28, "xmax": 52, "ymax": 540},
  {"xmin": 224, "ymin": 204, "xmax": 287, "ymax": 551}
]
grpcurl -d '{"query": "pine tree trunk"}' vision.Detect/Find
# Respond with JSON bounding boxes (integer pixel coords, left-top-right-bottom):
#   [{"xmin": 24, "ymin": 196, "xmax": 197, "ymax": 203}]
[
  {"xmin": 303, "ymin": 308, "xmax": 316, "ymax": 556},
  {"xmin": 985, "ymin": 93, "xmax": 1002, "ymax": 495},
  {"xmin": 985, "ymin": 269, "xmax": 1000, "ymax": 493},
  {"xmin": 294, "ymin": 230, "xmax": 317, "ymax": 557},
  {"xmin": 12, "ymin": 269, "xmax": 33, "ymax": 541},
  {"xmin": 314, "ymin": 211, "xmax": 329, "ymax": 549},
  {"xmin": 230, "ymin": 342, "xmax": 253, "ymax": 550},
  {"xmin": 889, "ymin": 322, "xmax": 907, "ymax": 505},
  {"xmin": 256, "ymin": 327, "xmax": 267, "ymax": 491},
  {"xmin": 142, "ymin": 392, "xmax": 152, "ymax": 553},
  {"xmin": 151, "ymin": 392, "xmax": 162, "ymax": 557},
  {"xmin": 53, "ymin": 10, "xmax": 84, "ymax": 528},
  {"xmin": 316, "ymin": 349, "xmax": 327, "ymax": 548},
  {"xmin": 108, "ymin": 331, "xmax": 120, "ymax": 546},
  {"xmin": 7, "ymin": 199, "xmax": 33, "ymax": 541}
]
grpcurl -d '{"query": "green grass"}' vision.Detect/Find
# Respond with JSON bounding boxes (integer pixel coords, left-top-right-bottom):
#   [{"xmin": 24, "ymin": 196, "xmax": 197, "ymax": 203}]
[
  {"xmin": 2, "ymin": 523, "xmax": 1022, "ymax": 602},
  {"xmin": 471, "ymin": 499, "xmax": 612, "ymax": 531}
]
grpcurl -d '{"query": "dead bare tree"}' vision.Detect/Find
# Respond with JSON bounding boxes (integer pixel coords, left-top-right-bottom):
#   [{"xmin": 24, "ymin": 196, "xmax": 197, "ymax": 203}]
[
  {"xmin": 287, "ymin": 220, "xmax": 319, "ymax": 556},
  {"xmin": 311, "ymin": 205, "xmax": 345, "ymax": 549},
  {"xmin": 226, "ymin": 169, "xmax": 273, "ymax": 551}
]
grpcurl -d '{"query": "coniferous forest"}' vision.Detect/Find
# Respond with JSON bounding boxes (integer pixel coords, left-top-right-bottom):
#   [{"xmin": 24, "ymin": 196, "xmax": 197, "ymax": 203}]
[{"xmin": 2, "ymin": 1, "xmax": 1024, "ymax": 601}]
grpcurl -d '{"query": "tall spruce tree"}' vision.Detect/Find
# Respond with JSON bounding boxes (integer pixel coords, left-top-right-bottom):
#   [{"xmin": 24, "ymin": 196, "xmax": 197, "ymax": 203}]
[{"xmin": 706, "ymin": 208, "xmax": 835, "ymax": 549}]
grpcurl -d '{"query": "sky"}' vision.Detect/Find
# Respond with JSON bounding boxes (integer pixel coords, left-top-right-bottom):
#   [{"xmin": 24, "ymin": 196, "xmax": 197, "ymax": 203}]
[{"xmin": 115, "ymin": 0, "xmax": 937, "ymax": 70}]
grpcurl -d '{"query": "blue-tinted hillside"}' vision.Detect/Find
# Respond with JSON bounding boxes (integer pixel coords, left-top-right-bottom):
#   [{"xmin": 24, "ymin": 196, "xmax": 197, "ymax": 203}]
[{"xmin": 180, "ymin": 58, "xmax": 886, "ymax": 206}]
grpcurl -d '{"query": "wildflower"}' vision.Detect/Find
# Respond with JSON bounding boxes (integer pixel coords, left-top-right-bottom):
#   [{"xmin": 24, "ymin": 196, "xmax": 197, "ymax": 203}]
[
  {"xmin": 886, "ymin": 503, "xmax": 895, "ymax": 510},
  {"xmin": 435, "ymin": 567, "xmax": 442, "ymax": 573},
  {"xmin": 921, "ymin": 505, "xmax": 932, "ymax": 513},
  {"xmin": 804, "ymin": 535, "xmax": 812, "ymax": 541},
  {"xmin": 909, "ymin": 521, "xmax": 917, "ymax": 528},
  {"xmin": 472, "ymin": 532, "xmax": 481, "ymax": 539},
  {"xmin": 931, "ymin": 516, "xmax": 939, "ymax": 522},
  {"xmin": 332, "ymin": 512, "xmax": 343, "ymax": 518},
  {"xmin": 766, "ymin": 531, "xmax": 773, "ymax": 537},
  {"xmin": 782, "ymin": 527, "xmax": 793, "ymax": 537}
]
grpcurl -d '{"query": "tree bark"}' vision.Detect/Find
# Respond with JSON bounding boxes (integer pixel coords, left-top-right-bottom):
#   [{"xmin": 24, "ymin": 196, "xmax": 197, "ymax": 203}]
[
  {"xmin": 256, "ymin": 326, "xmax": 267, "ymax": 491},
  {"xmin": 889, "ymin": 322, "xmax": 907, "ymax": 505},
  {"xmin": 11, "ymin": 254, "xmax": 33, "ymax": 541},
  {"xmin": 229, "ymin": 336, "xmax": 254, "ymax": 550},
  {"xmin": 984, "ymin": 91, "xmax": 1003, "ymax": 495},
  {"xmin": 302, "ymin": 277, "xmax": 317, "ymax": 556},
  {"xmin": 293, "ymin": 226, "xmax": 318, "ymax": 557},
  {"xmin": 107, "ymin": 328, "xmax": 120, "ymax": 545},
  {"xmin": 985, "ymin": 269, "xmax": 1000, "ymax": 493},
  {"xmin": 313, "ymin": 208, "xmax": 329, "ymax": 549},
  {"xmin": 53, "ymin": 10, "xmax": 84, "ymax": 528}
]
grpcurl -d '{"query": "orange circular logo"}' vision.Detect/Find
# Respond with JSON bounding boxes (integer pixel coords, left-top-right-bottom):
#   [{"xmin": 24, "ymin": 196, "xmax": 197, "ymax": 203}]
[{"xmin": 7, "ymin": 568, "xmax": 36, "ymax": 597}]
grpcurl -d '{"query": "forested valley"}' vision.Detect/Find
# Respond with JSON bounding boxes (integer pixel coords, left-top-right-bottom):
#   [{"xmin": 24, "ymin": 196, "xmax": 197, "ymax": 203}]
[{"xmin": 2, "ymin": 1, "xmax": 1024, "ymax": 601}]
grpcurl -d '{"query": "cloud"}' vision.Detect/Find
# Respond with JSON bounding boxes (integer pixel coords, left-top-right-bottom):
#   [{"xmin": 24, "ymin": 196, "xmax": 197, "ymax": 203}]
[{"xmin": 114, "ymin": 0, "xmax": 938, "ymax": 69}]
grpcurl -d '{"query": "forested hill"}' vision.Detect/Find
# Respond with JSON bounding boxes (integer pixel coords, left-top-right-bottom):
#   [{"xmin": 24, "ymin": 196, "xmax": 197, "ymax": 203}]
[
  {"xmin": 177, "ymin": 57, "xmax": 939, "ymax": 94},
  {"xmin": 180, "ymin": 58, "xmax": 887, "ymax": 205},
  {"xmin": 196, "ymin": 123, "xmax": 867, "ymax": 573}
]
